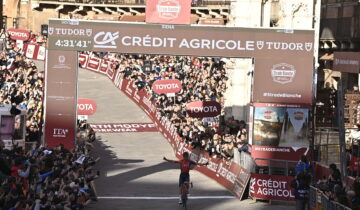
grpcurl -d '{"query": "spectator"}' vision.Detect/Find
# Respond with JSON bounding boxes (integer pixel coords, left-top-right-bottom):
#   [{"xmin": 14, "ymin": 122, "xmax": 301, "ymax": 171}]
[
  {"xmin": 291, "ymin": 173, "xmax": 311, "ymax": 210},
  {"xmin": 328, "ymin": 163, "xmax": 342, "ymax": 191},
  {"xmin": 295, "ymin": 155, "xmax": 311, "ymax": 175}
]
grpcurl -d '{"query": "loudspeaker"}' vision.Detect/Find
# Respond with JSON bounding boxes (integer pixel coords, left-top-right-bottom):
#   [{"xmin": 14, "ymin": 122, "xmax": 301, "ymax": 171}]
[
  {"xmin": 10, "ymin": 105, "xmax": 21, "ymax": 116},
  {"xmin": 144, "ymin": 60, "xmax": 152, "ymax": 72},
  {"xmin": 41, "ymin": 24, "xmax": 48, "ymax": 36}
]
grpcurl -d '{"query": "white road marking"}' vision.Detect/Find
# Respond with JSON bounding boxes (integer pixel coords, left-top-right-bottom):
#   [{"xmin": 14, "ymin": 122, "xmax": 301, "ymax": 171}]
[{"xmin": 98, "ymin": 196, "xmax": 235, "ymax": 200}]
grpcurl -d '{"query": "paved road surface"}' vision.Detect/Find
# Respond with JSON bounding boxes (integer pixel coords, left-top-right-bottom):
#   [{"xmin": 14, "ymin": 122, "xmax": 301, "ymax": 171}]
[{"xmin": 77, "ymin": 69, "xmax": 293, "ymax": 210}]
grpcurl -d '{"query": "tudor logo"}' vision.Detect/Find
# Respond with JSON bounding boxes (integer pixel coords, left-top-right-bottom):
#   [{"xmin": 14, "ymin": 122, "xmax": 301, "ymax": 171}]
[
  {"xmin": 53, "ymin": 128, "xmax": 68, "ymax": 138},
  {"xmin": 271, "ymin": 63, "xmax": 296, "ymax": 84},
  {"xmin": 86, "ymin": 29, "xmax": 93, "ymax": 37},
  {"xmin": 94, "ymin": 31, "xmax": 119, "ymax": 49},
  {"xmin": 48, "ymin": 27, "xmax": 54, "ymax": 35},
  {"xmin": 305, "ymin": 42, "xmax": 313, "ymax": 52},
  {"xmin": 256, "ymin": 41, "xmax": 264, "ymax": 50},
  {"xmin": 156, "ymin": 0, "xmax": 181, "ymax": 20}
]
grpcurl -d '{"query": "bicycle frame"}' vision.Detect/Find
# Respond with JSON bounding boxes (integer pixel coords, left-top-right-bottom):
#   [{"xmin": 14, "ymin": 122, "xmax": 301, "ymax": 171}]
[{"xmin": 181, "ymin": 181, "xmax": 190, "ymax": 209}]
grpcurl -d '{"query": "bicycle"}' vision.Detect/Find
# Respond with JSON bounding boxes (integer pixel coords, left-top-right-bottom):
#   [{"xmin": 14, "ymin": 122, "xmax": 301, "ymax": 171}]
[{"xmin": 180, "ymin": 181, "xmax": 193, "ymax": 209}]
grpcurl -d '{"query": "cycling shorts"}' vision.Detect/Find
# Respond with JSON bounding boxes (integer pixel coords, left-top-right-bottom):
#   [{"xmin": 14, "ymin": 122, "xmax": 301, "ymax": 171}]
[{"xmin": 179, "ymin": 172, "xmax": 190, "ymax": 187}]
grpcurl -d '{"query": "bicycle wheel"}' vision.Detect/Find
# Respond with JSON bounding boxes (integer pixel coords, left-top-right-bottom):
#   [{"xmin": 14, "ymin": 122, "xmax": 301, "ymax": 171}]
[{"xmin": 182, "ymin": 193, "xmax": 187, "ymax": 209}]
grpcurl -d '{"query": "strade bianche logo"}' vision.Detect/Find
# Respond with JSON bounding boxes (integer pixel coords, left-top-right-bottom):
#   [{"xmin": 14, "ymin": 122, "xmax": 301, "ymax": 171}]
[
  {"xmin": 156, "ymin": 0, "xmax": 181, "ymax": 20},
  {"xmin": 271, "ymin": 63, "xmax": 296, "ymax": 85},
  {"xmin": 94, "ymin": 31, "xmax": 119, "ymax": 49}
]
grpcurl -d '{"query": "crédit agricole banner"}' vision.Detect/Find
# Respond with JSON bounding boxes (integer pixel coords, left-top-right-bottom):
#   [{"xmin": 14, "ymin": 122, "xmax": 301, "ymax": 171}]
[{"xmin": 47, "ymin": 19, "xmax": 314, "ymax": 104}]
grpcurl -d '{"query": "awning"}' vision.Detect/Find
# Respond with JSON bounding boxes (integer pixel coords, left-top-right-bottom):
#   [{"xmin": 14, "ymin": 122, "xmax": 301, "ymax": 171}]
[
  {"xmin": 319, "ymin": 52, "xmax": 334, "ymax": 60},
  {"xmin": 91, "ymin": 14, "xmax": 120, "ymax": 21},
  {"xmin": 333, "ymin": 51, "xmax": 360, "ymax": 73},
  {"xmin": 190, "ymin": 14, "xmax": 199, "ymax": 24},
  {"xmin": 120, "ymin": 15, "xmax": 146, "ymax": 22},
  {"xmin": 198, "ymin": 18, "xmax": 225, "ymax": 25}
]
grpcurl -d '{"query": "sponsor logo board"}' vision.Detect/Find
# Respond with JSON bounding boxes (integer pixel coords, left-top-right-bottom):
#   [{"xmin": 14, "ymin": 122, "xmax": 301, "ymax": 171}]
[
  {"xmin": 77, "ymin": 98, "xmax": 97, "ymax": 116},
  {"xmin": 152, "ymin": 79, "xmax": 182, "ymax": 94},
  {"xmin": 7, "ymin": 28, "xmax": 30, "ymax": 41},
  {"xmin": 186, "ymin": 101, "xmax": 221, "ymax": 118},
  {"xmin": 250, "ymin": 174, "xmax": 295, "ymax": 201},
  {"xmin": 89, "ymin": 123, "xmax": 158, "ymax": 133}
]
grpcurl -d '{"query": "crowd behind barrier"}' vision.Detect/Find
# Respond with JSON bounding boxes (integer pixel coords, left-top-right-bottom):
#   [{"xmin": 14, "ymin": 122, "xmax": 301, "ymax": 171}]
[
  {"xmin": 310, "ymin": 162, "xmax": 360, "ymax": 210},
  {"xmin": 0, "ymin": 121, "xmax": 99, "ymax": 210},
  {"xmin": 0, "ymin": 32, "xmax": 47, "ymax": 143},
  {"xmin": 90, "ymin": 52, "xmax": 250, "ymax": 161},
  {"xmin": 0, "ymin": 31, "xmax": 99, "ymax": 209}
]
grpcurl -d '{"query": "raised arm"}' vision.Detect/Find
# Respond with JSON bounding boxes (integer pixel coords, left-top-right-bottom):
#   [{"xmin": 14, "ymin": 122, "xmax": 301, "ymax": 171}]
[{"xmin": 163, "ymin": 157, "xmax": 179, "ymax": 164}]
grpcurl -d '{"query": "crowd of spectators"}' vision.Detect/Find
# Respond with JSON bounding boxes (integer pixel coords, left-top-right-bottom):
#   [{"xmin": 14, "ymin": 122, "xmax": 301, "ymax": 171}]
[
  {"xmin": 0, "ymin": 137, "xmax": 99, "ymax": 210},
  {"xmin": 0, "ymin": 32, "xmax": 44, "ymax": 142},
  {"xmin": 102, "ymin": 53, "xmax": 249, "ymax": 160},
  {"xmin": 312, "ymin": 163, "xmax": 360, "ymax": 209},
  {"xmin": 0, "ymin": 31, "xmax": 99, "ymax": 210}
]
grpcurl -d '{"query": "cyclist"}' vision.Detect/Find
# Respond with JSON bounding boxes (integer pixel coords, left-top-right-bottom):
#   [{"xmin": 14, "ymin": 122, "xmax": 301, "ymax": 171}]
[{"xmin": 163, "ymin": 152, "xmax": 208, "ymax": 204}]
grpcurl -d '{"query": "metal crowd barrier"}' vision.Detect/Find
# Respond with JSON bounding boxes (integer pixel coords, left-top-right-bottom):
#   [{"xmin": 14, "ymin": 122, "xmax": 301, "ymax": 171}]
[
  {"xmin": 233, "ymin": 148, "xmax": 255, "ymax": 172},
  {"xmin": 253, "ymin": 158, "xmax": 298, "ymax": 176},
  {"xmin": 310, "ymin": 186, "xmax": 352, "ymax": 210}
]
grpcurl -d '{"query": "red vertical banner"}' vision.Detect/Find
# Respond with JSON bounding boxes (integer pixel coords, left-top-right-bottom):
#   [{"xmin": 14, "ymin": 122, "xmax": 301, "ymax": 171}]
[
  {"xmin": 146, "ymin": 0, "xmax": 191, "ymax": 24},
  {"xmin": 44, "ymin": 50, "xmax": 77, "ymax": 150}
]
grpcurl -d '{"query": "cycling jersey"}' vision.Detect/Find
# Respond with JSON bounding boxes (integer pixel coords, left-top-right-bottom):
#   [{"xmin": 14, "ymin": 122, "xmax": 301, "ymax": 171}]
[{"xmin": 177, "ymin": 160, "xmax": 196, "ymax": 174}]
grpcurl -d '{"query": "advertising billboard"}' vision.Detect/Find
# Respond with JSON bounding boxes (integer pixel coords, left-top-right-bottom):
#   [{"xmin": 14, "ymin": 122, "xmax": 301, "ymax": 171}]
[
  {"xmin": 251, "ymin": 103, "xmax": 310, "ymax": 147},
  {"xmin": 146, "ymin": 0, "xmax": 192, "ymax": 24}
]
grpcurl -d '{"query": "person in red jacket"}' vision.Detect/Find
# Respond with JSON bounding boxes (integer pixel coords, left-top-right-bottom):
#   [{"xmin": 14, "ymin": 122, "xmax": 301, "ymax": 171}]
[
  {"xmin": 163, "ymin": 152, "xmax": 208, "ymax": 204},
  {"xmin": 11, "ymin": 158, "xmax": 31, "ymax": 195}
]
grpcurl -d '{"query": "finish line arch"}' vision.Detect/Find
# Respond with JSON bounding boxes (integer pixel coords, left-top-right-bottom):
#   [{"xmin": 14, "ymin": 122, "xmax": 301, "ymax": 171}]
[{"xmin": 44, "ymin": 19, "xmax": 314, "ymax": 199}]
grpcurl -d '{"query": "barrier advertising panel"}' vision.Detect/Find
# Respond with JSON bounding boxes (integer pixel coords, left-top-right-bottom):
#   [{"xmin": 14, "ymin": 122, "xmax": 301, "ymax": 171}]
[
  {"xmin": 250, "ymin": 174, "xmax": 295, "ymax": 201},
  {"xmin": 90, "ymin": 123, "xmax": 157, "ymax": 133}
]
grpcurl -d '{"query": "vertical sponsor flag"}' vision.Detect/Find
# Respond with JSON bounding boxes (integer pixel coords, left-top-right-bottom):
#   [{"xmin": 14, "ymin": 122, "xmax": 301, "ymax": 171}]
[
  {"xmin": 44, "ymin": 50, "xmax": 77, "ymax": 150},
  {"xmin": 146, "ymin": 0, "xmax": 192, "ymax": 24},
  {"xmin": 26, "ymin": 44, "xmax": 35, "ymax": 58}
]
